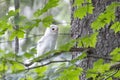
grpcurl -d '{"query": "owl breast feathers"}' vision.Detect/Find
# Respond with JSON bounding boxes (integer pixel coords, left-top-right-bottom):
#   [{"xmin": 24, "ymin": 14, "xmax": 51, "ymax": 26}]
[{"xmin": 36, "ymin": 24, "xmax": 58, "ymax": 56}]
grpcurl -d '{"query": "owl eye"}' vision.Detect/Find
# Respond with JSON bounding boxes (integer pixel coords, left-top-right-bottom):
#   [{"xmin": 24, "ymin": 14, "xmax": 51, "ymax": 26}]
[{"xmin": 52, "ymin": 28, "xmax": 55, "ymax": 31}]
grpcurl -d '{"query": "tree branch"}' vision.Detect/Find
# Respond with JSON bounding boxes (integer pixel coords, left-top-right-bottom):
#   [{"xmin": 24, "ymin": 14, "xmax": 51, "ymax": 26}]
[
  {"xmin": 104, "ymin": 69, "xmax": 119, "ymax": 80},
  {"xmin": 24, "ymin": 47, "xmax": 94, "ymax": 66},
  {"xmin": 87, "ymin": 54, "xmax": 112, "ymax": 61},
  {"xmin": 18, "ymin": 60, "xmax": 70, "ymax": 72},
  {"xmin": 24, "ymin": 47, "xmax": 115, "ymax": 67},
  {"xmin": 16, "ymin": 47, "xmax": 119, "ymax": 70}
]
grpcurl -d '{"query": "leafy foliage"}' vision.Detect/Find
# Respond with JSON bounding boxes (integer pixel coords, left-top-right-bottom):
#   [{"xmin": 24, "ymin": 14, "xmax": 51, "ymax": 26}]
[
  {"xmin": 0, "ymin": 20, "xmax": 12, "ymax": 36},
  {"xmin": 91, "ymin": 2, "xmax": 120, "ymax": 31},
  {"xmin": 42, "ymin": 15, "xmax": 54, "ymax": 27},
  {"xmin": 34, "ymin": 0, "xmax": 59, "ymax": 17},
  {"xmin": 110, "ymin": 47, "xmax": 120, "ymax": 61},
  {"xmin": 87, "ymin": 59, "xmax": 110, "ymax": 79},
  {"xmin": 58, "ymin": 39, "xmax": 76, "ymax": 51},
  {"xmin": 78, "ymin": 32, "xmax": 98, "ymax": 48},
  {"xmin": 0, "ymin": 0, "xmax": 120, "ymax": 80},
  {"xmin": 57, "ymin": 65, "xmax": 83, "ymax": 80},
  {"xmin": 110, "ymin": 21, "xmax": 120, "ymax": 33},
  {"xmin": 74, "ymin": 0, "xmax": 94, "ymax": 19},
  {"xmin": 9, "ymin": 30, "xmax": 25, "ymax": 40},
  {"xmin": 114, "ymin": 71, "xmax": 120, "ymax": 78},
  {"xmin": 34, "ymin": 66, "xmax": 47, "ymax": 77}
]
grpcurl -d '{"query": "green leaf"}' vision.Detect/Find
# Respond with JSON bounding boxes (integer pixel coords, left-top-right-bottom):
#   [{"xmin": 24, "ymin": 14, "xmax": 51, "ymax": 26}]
[
  {"xmin": 32, "ymin": 19, "xmax": 42, "ymax": 27},
  {"xmin": 24, "ymin": 52, "xmax": 34, "ymax": 58},
  {"xmin": 28, "ymin": 47, "xmax": 37, "ymax": 54},
  {"xmin": 89, "ymin": 32, "xmax": 98, "ymax": 47},
  {"xmin": 78, "ymin": 32, "xmax": 98, "ymax": 48},
  {"xmin": 17, "ymin": 15, "xmax": 27, "ymax": 26},
  {"xmin": 73, "ymin": 0, "xmax": 84, "ymax": 6},
  {"xmin": 86, "ymin": 0, "xmax": 92, "ymax": 3},
  {"xmin": 94, "ymin": 59, "xmax": 104, "ymax": 67},
  {"xmin": 107, "ymin": 77, "xmax": 113, "ymax": 80},
  {"xmin": 9, "ymin": 30, "xmax": 25, "ymax": 40},
  {"xmin": 0, "ymin": 63, "xmax": 8, "ymax": 72},
  {"xmin": 20, "ymin": 77, "xmax": 32, "ymax": 80},
  {"xmin": 93, "ymin": 59, "xmax": 110, "ymax": 73},
  {"xmin": 57, "ymin": 65, "xmax": 83, "ymax": 80},
  {"xmin": 87, "ymin": 4, "xmax": 94, "ymax": 14},
  {"xmin": 23, "ymin": 20, "xmax": 38, "ymax": 29},
  {"xmin": 0, "ymin": 50, "xmax": 6, "ymax": 58},
  {"xmin": 74, "ymin": 4, "xmax": 94, "ymax": 19},
  {"xmin": 114, "ymin": 70, "xmax": 120, "ymax": 78},
  {"xmin": 4, "ymin": 52, "xmax": 15, "ymax": 59},
  {"xmin": 74, "ymin": 6, "xmax": 87, "ymax": 19},
  {"xmin": 34, "ymin": 66, "xmax": 47, "ymax": 76},
  {"xmin": 7, "ymin": 10, "xmax": 18, "ymax": 17},
  {"xmin": 110, "ymin": 22, "xmax": 120, "ymax": 33},
  {"xmin": 0, "ymin": 20, "xmax": 12, "ymax": 36},
  {"xmin": 73, "ymin": 0, "xmax": 92, "ymax": 7},
  {"xmin": 91, "ymin": 12, "xmax": 113, "ymax": 30},
  {"xmin": 86, "ymin": 69, "xmax": 98, "ymax": 80},
  {"xmin": 58, "ymin": 39, "xmax": 76, "ymax": 51},
  {"xmin": 24, "ymin": 47, "xmax": 36, "ymax": 58},
  {"xmin": 110, "ymin": 48, "xmax": 120, "ymax": 61},
  {"xmin": 87, "ymin": 59, "xmax": 110, "ymax": 79},
  {"xmin": 91, "ymin": 2, "xmax": 120, "ymax": 31},
  {"xmin": 11, "ymin": 61, "xmax": 25, "ymax": 73},
  {"xmin": 34, "ymin": 0, "xmax": 59, "ymax": 17},
  {"xmin": 42, "ymin": 16, "xmax": 53, "ymax": 27},
  {"xmin": 110, "ymin": 47, "xmax": 120, "ymax": 55}
]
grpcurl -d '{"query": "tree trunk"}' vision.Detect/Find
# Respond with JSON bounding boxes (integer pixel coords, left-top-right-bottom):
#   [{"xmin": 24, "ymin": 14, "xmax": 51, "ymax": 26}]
[
  {"xmin": 70, "ymin": 0, "xmax": 120, "ymax": 80},
  {"xmin": 14, "ymin": 0, "xmax": 20, "ymax": 54}
]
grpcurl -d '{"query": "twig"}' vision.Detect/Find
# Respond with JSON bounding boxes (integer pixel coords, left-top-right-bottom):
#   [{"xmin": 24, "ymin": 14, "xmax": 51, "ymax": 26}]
[
  {"xmin": 20, "ymin": 60, "xmax": 70, "ymax": 72},
  {"xmin": 88, "ymin": 54, "xmax": 112, "ymax": 61},
  {"xmin": 104, "ymin": 69, "xmax": 119, "ymax": 80}
]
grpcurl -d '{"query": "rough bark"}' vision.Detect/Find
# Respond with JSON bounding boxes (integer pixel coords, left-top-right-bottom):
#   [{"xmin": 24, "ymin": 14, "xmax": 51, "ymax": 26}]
[{"xmin": 70, "ymin": 0, "xmax": 120, "ymax": 80}]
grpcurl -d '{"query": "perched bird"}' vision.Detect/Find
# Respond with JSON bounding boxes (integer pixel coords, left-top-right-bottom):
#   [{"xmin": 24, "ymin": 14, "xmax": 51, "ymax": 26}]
[{"xmin": 36, "ymin": 24, "xmax": 58, "ymax": 57}]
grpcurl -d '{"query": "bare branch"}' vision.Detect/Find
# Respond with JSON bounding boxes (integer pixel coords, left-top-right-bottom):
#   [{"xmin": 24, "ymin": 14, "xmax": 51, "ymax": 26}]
[
  {"xmin": 26, "ymin": 60, "xmax": 70, "ymax": 70},
  {"xmin": 18, "ymin": 60, "xmax": 70, "ymax": 72},
  {"xmin": 88, "ymin": 54, "xmax": 112, "ymax": 61}
]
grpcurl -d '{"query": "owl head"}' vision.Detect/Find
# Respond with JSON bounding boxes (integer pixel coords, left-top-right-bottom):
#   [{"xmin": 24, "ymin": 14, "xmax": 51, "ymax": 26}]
[{"xmin": 44, "ymin": 24, "xmax": 58, "ymax": 36}]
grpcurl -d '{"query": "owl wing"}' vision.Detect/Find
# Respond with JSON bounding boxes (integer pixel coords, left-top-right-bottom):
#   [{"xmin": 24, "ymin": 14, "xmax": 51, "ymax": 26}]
[
  {"xmin": 36, "ymin": 36, "xmax": 47, "ymax": 56},
  {"xmin": 37, "ymin": 36, "xmax": 44, "ymax": 44}
]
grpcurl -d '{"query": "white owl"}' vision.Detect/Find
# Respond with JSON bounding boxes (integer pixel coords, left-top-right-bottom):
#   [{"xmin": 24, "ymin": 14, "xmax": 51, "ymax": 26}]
[{"xmin": 36, "ymin": 24, "xmax": 58, "ymax": 57}]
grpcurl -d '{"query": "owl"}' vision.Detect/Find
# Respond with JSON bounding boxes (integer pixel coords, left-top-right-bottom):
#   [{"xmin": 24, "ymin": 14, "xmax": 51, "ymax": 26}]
[{"xmin": 36, "ymin": 24, "xmax": 58, "ymax": 57}]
